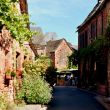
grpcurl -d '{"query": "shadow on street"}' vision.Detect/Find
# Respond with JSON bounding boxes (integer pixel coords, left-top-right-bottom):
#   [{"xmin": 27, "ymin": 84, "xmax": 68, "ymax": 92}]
[{"xmin": 47, "ymin": 86, "xmax": 107, "ymax": 110}]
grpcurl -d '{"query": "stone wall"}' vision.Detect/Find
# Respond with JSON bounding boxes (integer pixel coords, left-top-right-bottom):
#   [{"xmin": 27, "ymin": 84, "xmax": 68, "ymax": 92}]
[
  {"xmin": 78, "ymin": 0, "xmax": 110, "ymax": 95},
  {"xmin": 0, "ymin": 26, "xmax": 34, "ymax": 101},
  {"xmin": 55, "ymin": 40, "xmax": 72, "ymax": 69}
]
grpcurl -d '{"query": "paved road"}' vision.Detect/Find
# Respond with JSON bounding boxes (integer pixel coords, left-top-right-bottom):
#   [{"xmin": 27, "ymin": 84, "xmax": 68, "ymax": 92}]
[{"xmin": 47, "ymin": 86, "xmax": 106, "ymax": 110}]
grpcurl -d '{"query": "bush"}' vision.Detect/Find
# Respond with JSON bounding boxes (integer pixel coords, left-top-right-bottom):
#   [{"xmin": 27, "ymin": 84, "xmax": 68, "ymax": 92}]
[
  {"xmin": 0, "ymin": 93, "xmax": 14, "ymax": 110},
  {"xmin": 23, "ymin": 56, "xmax": 51, "ymax": 76},
  {"xmin": 0, "ymin": 93, "xmax": 8, "ymax": 110},
  {"xmin": 16, "ymin": 72, "xmax": 52, "ymax": 105},
  {"xmin": 16, "ymin": 57, "xmax": 52, "ymax": 105},
  {"xmin": 46, "ymin": 66, "xmax": 57, "ymax": 86}
]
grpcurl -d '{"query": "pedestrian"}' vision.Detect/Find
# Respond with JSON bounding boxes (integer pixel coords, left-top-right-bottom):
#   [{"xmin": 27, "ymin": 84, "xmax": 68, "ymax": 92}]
[
  {"xmin": 74, "ymin": 76, "xmax": 78, "ymax": 86},
  {"xmin": 72, "ymin": 78, "xmax": 75, "ymax": 86}
]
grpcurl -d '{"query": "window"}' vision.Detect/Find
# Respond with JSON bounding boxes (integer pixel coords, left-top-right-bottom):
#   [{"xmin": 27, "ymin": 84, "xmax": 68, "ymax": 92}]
[
  {"xmin": 79, "ymin": 33, "xmax": 85, "ymax": 48},
  {"xmin": 84, "ymin": 31, "xmax": 88, "ymax": 47},
  {"xmin": 91, "ymin": 22, "xmax": 96, "ymax": 39}
]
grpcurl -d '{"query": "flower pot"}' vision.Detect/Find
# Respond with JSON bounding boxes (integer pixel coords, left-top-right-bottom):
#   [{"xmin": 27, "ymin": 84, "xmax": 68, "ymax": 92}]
[
  {"xmin": 5, "ymin": 75, "xmax": 11, "ymax": 80},
  {"xmin": 5, "ymin": 46, "xmax": 10, "ymax": 55},
  {"xmin": 16, "ymin": 70, "xmax": 22, "ymax": 76}
]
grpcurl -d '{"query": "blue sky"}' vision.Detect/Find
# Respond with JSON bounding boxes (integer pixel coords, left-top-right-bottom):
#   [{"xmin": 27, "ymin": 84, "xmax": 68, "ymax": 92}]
[{"xmin": 27, "ymin": 0, "xmax": 97, "ymax": 45}]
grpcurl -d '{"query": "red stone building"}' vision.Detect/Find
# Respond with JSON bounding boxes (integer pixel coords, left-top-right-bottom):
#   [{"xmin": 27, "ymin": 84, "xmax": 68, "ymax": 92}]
[
  {"xmin": 78, "ymin": 0, "xmax": 110, "ymax": 96},
  {"xmin": 0, "ymin": 0, "xmax": 35, "ymax": 101},
  {"xmin": 30, "ymin": 43, "xmax": 46, "ymax": 56},
  {"xmin": 31, "ymin": 39, "xmax": 74, "ymax": 70},
  {"xmin": 46, "ymin": 39, "xmax": 73, "ymax": 69},
  {"xmin": 46, "ymin": 39, "xmax": 73, "ymax": 70}
]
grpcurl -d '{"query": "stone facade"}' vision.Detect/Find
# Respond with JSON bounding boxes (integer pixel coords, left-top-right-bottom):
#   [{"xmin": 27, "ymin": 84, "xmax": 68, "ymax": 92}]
[
  {"xmin": 54, "ymin": 39, "xmax": 73, "ymax": 69},
  {"xmin": 78, "ymin": 0, "xmax": 110, "ymax": 96},
  {"xmin": 0, "ymin": 27, "xmax": 34, "ymax": 102},
  {"xmin": 46, "ymin": 39, "xmax": 73, "ymax": 70},
  {"xmin": 31, "ymin": 39, "xmax": 74, "ymax": 70},
  {"xmin": 0, "ymin": 0, "xmax": 35, "ymax": 101}
]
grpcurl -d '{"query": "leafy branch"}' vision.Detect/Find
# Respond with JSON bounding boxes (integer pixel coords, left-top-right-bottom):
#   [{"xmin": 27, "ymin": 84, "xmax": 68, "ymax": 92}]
[{"xmin": 0, "ymin": 0, "xmax": 35, "ymax": 45}]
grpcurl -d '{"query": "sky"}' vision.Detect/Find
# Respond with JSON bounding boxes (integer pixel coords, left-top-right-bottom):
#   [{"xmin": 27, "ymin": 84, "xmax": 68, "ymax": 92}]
[{"xmin": 27, "ymin": 0, "xmax": 97, "ymax": 45}]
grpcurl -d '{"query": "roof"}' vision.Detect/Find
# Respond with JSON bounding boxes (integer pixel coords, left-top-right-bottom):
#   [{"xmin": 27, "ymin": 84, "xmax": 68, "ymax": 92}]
[
  {"xmin": 77, "ymin": 0, "xmax": 106, "ymax": 30},
  {"xmin": 36, "ymin": 44, "xmax": 46, "ymax": 50},
  {"xmin": 29, "ymin": 43, "xmax": 38, "ymax": 55},
  {"xmin": 46, "ymin": 39, "xmax": 77, "ymax": 53},
  {"xmin": 30, "ymin": 38, "xmax": 76, "ymax": 55},
  {"xmin": 46, "ymin": 39, "xmax": 64, "ymax": 52},
  {"xmin": 67, "ymin": 42, "xmax": 78, "ymax": 50}
]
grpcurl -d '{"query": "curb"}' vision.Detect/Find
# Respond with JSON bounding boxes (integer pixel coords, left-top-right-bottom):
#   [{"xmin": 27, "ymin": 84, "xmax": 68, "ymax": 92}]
[
  {"xmin": 95, "ymin": 96, "xmax": 110, "ymax": 110},
  {"xmin": 77, "ymin": 88, "xmax": 98, "ymax": 95},
  {"xmin": 77, "ymin": 88, "xmax": 110, "ymax": 110},
  {"xmin": 15, "ymin": 105, "xmax": 47, "ymax": 110}
]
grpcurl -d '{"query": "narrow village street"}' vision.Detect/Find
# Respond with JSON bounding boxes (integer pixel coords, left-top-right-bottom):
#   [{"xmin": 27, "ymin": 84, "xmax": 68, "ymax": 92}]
[
  {"xmin": 48, "ymin": 86, "xmax": 106, "ymax": 110},
  {"xmin": 1, "ymin": 0, "xmax": 110, "ymax": 110}
]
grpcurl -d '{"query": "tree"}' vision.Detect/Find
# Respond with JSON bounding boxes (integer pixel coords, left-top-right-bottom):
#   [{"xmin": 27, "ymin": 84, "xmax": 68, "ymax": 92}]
[
  {"xmin": 68, "ymin": 50, "xmax": 78, "ymax": 69},
  {"xmin": 31, "ymin": 27, "xmax": 45, "ymax": 44},
  {"xmin": 46, "ymin": 66, "xmax": 57, "ymax": 86},
  {"xmin": 16, "ymin": 57, "xmax": 52, "ymax": 104},
  {"xmin": 31, "ymin": 27, "xmax": 58, "ymax": 45},
  {"xmin": 23, "ymin": 56, "xmax": 51, "ymax": 76},
  {"xmin": 44, "ymin": 32, "xmax": 58, "ymax": 42}
]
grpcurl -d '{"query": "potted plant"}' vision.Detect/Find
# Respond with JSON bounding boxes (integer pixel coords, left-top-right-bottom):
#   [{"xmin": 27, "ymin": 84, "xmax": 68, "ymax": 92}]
[
  {"xmin": 11, "ymin": 71, "xmax": 16, "ymax": 77},
  {"xmin": 5, "ymin": 69, "xmax": 12, "ymax": 80}
]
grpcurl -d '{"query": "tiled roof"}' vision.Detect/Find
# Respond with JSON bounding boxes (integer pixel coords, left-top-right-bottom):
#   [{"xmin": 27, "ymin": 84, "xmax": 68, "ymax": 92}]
[
  {"xmin": 46, "ymin": 39, "xmax": 64, "ymax": 52},
  {"xmin": 78, "ymin": 0, "xmax": 106, "ymax": 30},
  {"xmin": 67, "ymin": 42, "xmax": 78, "ymax": 50},
  {"xmin": 36, "ymin": 44, "xmax": 46, "ymax": 50},
  {"xmin": 30, "ymin": 39, "xmax": 76, "ymax": 55}
]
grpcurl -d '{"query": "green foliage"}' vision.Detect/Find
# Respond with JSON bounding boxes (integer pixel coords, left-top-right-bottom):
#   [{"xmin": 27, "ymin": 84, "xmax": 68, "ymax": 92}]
[
  {"xmin": 0, "ymin": 93, "xmax": 15, "ymax": 110},
  {"xmin": 68, "ymin": 50, "xmax": 78, "ymax": 68},
  {"xmin": 16, "ymin": 57, "xmax": 52, "ymax": 104},
  {"xmin": 5, "ymin": 70, "xmax": 16, "ymax": 77},
  {"xmin": 16, "ymin": 71, "xmax": 52, "ymax": 104},
  {"xmin": 78, "ymin": 36, "xmax": 108, "ymax": 58},
  {"xmin": 5, "ymin": 69, "xmax": 12, "ymax": 75},
  {"xmin": 78, "ymin": 15, "xmax": 110, "ymax": 59},
  {"xmin": 11, "ymin": 71, "xmax": 16, "ymax": 77},
  {"xmin": 0, "ymin": 0, "xmax": 35, "ymax": 44},
  {"xmin": 71, "ymin": 65, "xmax": 78, "ymax": 69},
  {"xmin": 0, "ymin": 93, "xmax": 8, "ymax": 110},
  {"xmin": 46, "ymin": 66, "xmax": 57, "ymax": 86},
  {"xmin": 23, "ymin": 56, "xmax": 51, "ymax": 76},
  {"xmin": 68, "ymin": 36, "xmax": 109, "ymax": 70}
]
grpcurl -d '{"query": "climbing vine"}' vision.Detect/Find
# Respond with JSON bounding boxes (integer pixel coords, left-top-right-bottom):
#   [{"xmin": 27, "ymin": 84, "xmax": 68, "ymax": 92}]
[
  {"xmin": 69, "ymin": 22, "xmax": 110, "ymax": 65},
  {"xmin": 0, "ymin": 0, "xmax": 34, "ymax": 44},
  {"xmin": 68, "ymin": 50, "xmax": 78, "ymax": 69}
]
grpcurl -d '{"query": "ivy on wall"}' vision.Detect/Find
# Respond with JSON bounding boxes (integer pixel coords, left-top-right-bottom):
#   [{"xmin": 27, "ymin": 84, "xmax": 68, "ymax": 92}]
[{"xmin": 0, "ymin": 0, "xmax": 34, "ymax": 45}]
